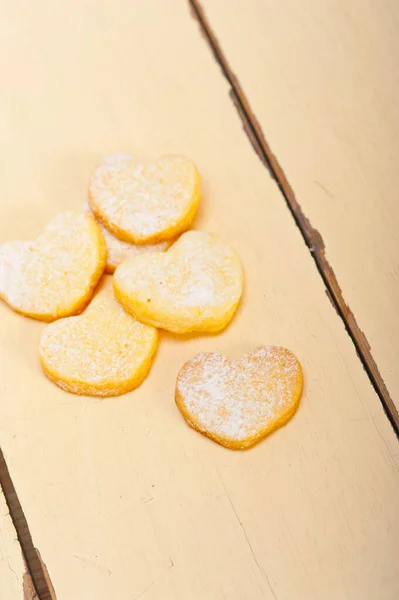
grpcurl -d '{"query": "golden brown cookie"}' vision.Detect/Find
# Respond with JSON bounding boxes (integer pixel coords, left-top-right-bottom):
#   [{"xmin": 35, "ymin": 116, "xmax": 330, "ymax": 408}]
[
  {"xmin": 0, "ymin": 211, "xmax": 106, "ymax": 321},
  {"xmin": 83, "ymin": 202, "xmax": 172, "ymax": 273},
  {"xmin": 113, "ymin": 230, "xmax": 243, "ymax": 334},
  {"xmin": 89, "ymin": 153, "xmax": 200, "ymax": 244},
  {"xmin": 39, "ymin": 278, "xmax": 158, "ymax": 397},
  {"xmin": 176, "ymin": 346, "xmax": 303, "ymax": 449}
]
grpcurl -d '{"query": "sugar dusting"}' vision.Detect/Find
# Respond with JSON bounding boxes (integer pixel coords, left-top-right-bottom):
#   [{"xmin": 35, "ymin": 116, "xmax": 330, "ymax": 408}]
[
  {"xmin": 177, "ymin": 347, "xmax": 302, "ymax": 442},
  {"xmin": 114, "ymin": 230, "xmax": 243, "ymax": 332},
  {"xmin": 39, "ymin": 282, "xmax": 158, "ymax": 395},
  {"xmin": 83, "ymin": 203, "xmax": 171, "ymax": 272},
  {"xmin": 0, "ymin": 211, "xmax": 105, "ymax": 319},
  {"xmin": 89, "ymin": 154, "xmax": 199, "ymax": 238}
]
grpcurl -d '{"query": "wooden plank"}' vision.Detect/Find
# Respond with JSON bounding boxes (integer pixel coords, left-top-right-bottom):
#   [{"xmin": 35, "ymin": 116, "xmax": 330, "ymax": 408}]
[
  {"xmin": 0, "ymin": 448, "xmax": 54, "ymax": 599},
  {"xmin": 200, "ymin": 0, "xmax": 399, "ymax": 414},
  {"xmin": 0, "ymin": 1, "xmax": 398, "ymax": 599},
  {"xmin": 0, "ymin": 489, "xmax": 28, "ymax": 600}
]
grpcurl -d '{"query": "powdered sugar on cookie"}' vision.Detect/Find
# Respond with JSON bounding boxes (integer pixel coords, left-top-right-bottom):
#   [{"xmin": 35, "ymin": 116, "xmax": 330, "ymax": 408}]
[
  {"xmin": 0, "ymin": 211, "xmax": 106, "ymax": 321},
  {"xmin": 89, "ymin": 154, "xmax": 200, "ymax": 244},
  {"xmin": 83, "ymin": 203, "xmax": 171, "ymax": 273},
  {"xmin": 39, "ymin": 278, "xmax": 158, "ymax": 396},
  {"xmin": 176, "ymin": 346, "xmax": 303, "ymax": 449},
  {"xmin": 114, "ymin": 230, "xmax": 243, "ymax": 333}
]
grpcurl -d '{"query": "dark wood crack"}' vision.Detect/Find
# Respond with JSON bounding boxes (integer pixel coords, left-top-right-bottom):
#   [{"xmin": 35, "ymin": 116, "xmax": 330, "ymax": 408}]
[
  {"xmin": 188, "ymin": 0, "xmax": 399, "ymax": 435},
  {"xmin": 0, "ymin": 448, "xmax": 56, "ymax": 600}
]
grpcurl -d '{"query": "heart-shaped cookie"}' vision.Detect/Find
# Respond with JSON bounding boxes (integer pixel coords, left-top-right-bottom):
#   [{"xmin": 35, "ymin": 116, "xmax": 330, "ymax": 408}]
[
  {"xmin": 176, "ymin": 346, "xmax": 303, "ymax": 449},
  {"xmin": 83, "ymin": 203, "xmax": 172, "ymax": 273},
  {"xmin": 0, "ymin": 211, "xmax": 106, "ymax": 321},
  {"xmin": 113, "ymin": 230, "xmax": 244, "ymax": 334},
  {"xmin": 39, "ymin": 278, "xmax": 158, "ymax": 397},
  {"xmin": 89, "ymin": 154, "xmax": 200, "ymax": 244}
]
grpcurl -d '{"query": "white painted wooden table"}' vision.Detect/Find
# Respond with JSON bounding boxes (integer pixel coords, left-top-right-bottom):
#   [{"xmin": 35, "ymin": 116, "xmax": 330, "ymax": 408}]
[{"xmin": 0, "ymin": 1, "xmax": 398, "ymax": 598}]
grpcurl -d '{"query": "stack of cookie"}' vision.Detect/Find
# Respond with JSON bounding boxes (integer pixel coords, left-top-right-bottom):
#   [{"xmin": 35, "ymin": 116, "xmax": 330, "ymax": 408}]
[{"xmin": 0, "ymin": 153, "xmax": 302, "ymax": 449}]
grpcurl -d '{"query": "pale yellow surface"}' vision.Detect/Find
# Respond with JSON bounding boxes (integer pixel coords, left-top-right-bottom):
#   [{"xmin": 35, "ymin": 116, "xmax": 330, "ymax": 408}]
[
  {"xmin": 0, "ymin": 1, "xmax": 398, "ymax": 600},
  {"xmin": 202, "ymin": 0, "xmax": 399, "ymax": 406},
  {"xmin": 0, "ymin": 490, "xmax": 25, "ymax": 600}
]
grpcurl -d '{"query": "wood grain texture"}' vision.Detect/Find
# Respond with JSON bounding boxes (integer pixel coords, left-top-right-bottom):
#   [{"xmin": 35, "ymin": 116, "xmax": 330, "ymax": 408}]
[
  {"xmin": 200, "ymin": 0, "xmax": 399, "ymax": 414},
  {"xmin": 0, "ymin": 449, "xmax": 54, "ymax": 599},
  {"xmin": 0, "ymin": 488, "xmax": 27, "ymax": 600},
  {"xmin": 0, "ymin": 1, "xmax": 398, "ymax": 599}
]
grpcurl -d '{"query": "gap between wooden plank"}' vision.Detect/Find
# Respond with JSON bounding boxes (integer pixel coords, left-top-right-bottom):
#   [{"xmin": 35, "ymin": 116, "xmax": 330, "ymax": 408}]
[
  {"xmin": 188, "ymin": 0, "xmax": 399, "ymax": 437},
  {"xmin": 0, "ymin": 5, "xmax": 396, "ymax": 598},
  {"xmin": 0, "ymin": 449, "xmax": 56, "ymax": 600}
]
